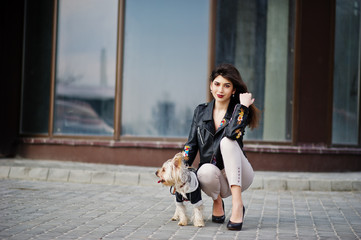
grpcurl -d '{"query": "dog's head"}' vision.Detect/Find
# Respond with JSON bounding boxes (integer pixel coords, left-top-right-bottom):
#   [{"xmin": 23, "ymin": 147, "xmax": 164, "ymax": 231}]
[{"xmin": 155, "ymin": 152, "xmax": 186, "ymax": 186}]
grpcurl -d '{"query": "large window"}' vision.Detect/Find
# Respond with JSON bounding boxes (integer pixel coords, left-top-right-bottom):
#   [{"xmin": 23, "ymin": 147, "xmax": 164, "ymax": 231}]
[
  {"xmin": 53, "ymin": 0, "xmax": 118, "ymax": 136},
  {"xmin": 121, "ymin": 0, "xmax": 210, "ymax": 138},
  {"xmin": 21, "ymin": 0, "xmax": 209, "ymax": 139},
  {"xmin": 215, "ymin": 0, "xmax": 295, "ymax": 142},
  {"xmin": 332, "ymin": 0, "xmax": 361, "ymax": 145}
]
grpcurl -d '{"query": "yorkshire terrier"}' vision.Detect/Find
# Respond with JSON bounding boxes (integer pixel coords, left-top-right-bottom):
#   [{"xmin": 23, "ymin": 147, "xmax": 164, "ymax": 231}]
[{"xmin": 155, "ymin": 152, "xmax": 205, "ymax": 227}]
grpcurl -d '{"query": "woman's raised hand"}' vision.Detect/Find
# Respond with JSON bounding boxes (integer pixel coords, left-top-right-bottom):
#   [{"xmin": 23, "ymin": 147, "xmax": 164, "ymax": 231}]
[{"xmin": 239, "ymin": 93, "xmax": 255, "ymax": 108}]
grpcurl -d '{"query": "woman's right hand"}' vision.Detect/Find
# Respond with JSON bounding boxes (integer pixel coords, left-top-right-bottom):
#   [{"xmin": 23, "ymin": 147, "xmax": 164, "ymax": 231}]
[{"xmin": 239, "ymin": 93, "xmax": 255, "ymax": 108}]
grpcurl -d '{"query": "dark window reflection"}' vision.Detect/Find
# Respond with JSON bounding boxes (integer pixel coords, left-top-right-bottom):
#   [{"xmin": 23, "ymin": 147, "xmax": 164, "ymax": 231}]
[
  {"xmin": 20, "ymin": 0, "xmax": 54, "ymax": 134},
  {"xmin": 215, "ymin": 0, "xmax": 295, "ymax": 141},
  {"xmin": 332, "ymin": 0, "xmax": 360, "ymax": 145}
]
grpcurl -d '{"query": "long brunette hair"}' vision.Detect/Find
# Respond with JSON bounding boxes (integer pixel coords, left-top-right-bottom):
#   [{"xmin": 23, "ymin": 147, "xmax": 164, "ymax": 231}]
[{"xmin": 210, "ymin": 63, "xmax": 260, "ymax": 129}]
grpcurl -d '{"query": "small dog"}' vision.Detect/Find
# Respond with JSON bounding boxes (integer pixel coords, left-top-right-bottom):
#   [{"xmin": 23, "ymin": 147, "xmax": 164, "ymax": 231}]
[{"xmin": 155, "ymin": 152, "xmax": 204, "ymax": 227}]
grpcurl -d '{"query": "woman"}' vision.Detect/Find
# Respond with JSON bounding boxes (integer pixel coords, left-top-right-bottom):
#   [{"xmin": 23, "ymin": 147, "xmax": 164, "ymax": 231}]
[{"xmin": 183, "ymin": 63, "xmax": 259, "ymax": 231}]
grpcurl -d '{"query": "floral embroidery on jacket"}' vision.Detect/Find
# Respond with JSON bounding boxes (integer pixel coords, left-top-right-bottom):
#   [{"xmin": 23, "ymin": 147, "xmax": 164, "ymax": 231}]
[
  {"xmin": 219, "ymin": 118, "xmax": 226, "ymax": 128},
  {"xmin": 235, "ymin": 129, "xmax": 242, "ymax": 139},
  {"xmin": 183, "ymin": 145, "xmax": 190, "ymax": 160},
  {"xmin": 237, "ymin": 108, "xmax": 244, "ymax": 125}
]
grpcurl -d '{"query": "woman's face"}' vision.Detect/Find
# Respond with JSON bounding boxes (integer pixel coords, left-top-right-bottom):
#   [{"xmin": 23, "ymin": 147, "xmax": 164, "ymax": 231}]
[{"xmin": 210, "ymin": 75, "xmax": 236, "ymax": 104}]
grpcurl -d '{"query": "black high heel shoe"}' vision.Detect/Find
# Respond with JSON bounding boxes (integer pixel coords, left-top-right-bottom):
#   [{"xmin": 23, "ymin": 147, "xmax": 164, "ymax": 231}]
[
  {"xmin": 227, "ymin": 206, "xmax": 245, "ymax": 231},
  {"xmin": 212, "ymin": 200, "xmax": 225, "ymax": 223}
]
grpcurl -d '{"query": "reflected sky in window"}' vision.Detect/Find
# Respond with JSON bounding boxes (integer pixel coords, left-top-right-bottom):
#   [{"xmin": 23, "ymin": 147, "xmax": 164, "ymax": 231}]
[
  {"xmin": 54, "ymin": 0, "xmax": 118, "ymax": 136},
  {"xmin": 56, "ymin": 0, "xmax": 118, "ymax": 88},
  {"xmin": 122, "ymin": 0, "xmax": 210, "ymax": 137}
]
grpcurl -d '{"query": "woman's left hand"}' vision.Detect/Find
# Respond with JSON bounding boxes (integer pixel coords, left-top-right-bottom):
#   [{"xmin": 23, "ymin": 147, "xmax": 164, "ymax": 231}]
[{"xmin": 239, "ymin": 93, "xmax": 255, "ymax": 108}]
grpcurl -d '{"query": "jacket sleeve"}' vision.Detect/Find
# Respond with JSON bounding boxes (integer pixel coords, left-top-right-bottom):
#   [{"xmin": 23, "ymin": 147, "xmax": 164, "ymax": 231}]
[
  {"xmin": 224, "ymin": 104, "xmax": 249, "ymax": 140},
  {"xmin": 183, "ymin": 106, "xmax": 199, "ymax": 167}
]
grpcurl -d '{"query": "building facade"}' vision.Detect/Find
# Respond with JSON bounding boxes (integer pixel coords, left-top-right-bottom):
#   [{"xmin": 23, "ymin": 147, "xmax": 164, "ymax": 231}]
[{"xmin": 2, "ymin": 0, "xmax": 361, "ymax": 171}]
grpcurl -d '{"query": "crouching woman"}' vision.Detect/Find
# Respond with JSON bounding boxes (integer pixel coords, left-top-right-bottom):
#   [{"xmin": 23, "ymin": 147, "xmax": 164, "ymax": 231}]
[{"xmin": 183, "ymin": 63, "xmax": 260, "ymax": 231}]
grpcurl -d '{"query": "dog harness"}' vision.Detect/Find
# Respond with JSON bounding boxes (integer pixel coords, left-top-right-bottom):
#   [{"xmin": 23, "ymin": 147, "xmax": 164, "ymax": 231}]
[{"xmin": 175, "ymin": 171, "xmax": 203, "ymax": 207}]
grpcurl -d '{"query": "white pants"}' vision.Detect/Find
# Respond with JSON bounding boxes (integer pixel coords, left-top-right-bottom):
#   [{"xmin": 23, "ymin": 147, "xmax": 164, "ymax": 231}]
[{"xmin": 197, "ymin": 138, "xmax": 254, "ymax": 200}]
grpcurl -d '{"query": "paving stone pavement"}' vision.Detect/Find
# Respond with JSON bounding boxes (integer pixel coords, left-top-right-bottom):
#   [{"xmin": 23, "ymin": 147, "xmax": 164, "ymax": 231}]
[{"xmin": 0, "ymin": 179, "xmax": 361, "ymax": 240}]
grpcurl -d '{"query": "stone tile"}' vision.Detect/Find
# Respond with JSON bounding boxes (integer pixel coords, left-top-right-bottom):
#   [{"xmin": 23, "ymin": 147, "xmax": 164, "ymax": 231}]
[
  {"xmin": 28, "ymin": 167, "xmax": 49, "ymax": 181},
  {"xmin": 287, "ymin": 179, "xmax": 310, "ymax": 191},
  {"xmin": 68, "ymin": 169, "xmax": 92, "ymax": 183},
  {"xmin": 0, "ymin": 166, "xmax": 10, "ymax": 178},
  {"xmin": 9, "ymin": 166, "xmax": 31, "ymax": 179},
  {"xmin": 310, "ymin": 180, "xmax": 331, "ymax": 191},
  {"xmin": 352, "ymin": 181, "xmax": 361, "ymax": 191},
  {"xmin": 139, "ymin": 172, "xmax": 158, "ymax": 186},
  {"xmin": 250, "ymin": 175, "xmax": 263, "ymax": 189},
  {"xmin": 91, "ymin": 171, "xmax": 115, "ymax": 185},
  {"xmin": 265, "ymin": 178, "xmax": 286, "ymax": 190},
  {"xmin": 331, "ymin": 180, "xmax": 352, "ymax": 191},
  {"xmin": 48, "ymin": 168, "xmax": 70, "ymax": 182},
  {"xmin": 114, "ymin": 172, "xmax": 139, "ymax": 185}
]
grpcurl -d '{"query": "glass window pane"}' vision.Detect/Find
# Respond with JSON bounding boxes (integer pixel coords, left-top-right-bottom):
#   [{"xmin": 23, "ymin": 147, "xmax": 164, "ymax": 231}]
[
  {"xmin": 54, "ymin": 0, "xmax": 118, "ymax": 136},
  {"xmin": 20, "ymin": 0, "xmax": 54, "ymax": 134},
  {"xmin": 215, "ymin": 0, "xmax": 294, "ymax": 141},
  {"xmin": 332, "ymin": 0, "xmax": 360, "ymax": 145},
  {"xmin": 121, "ymin": 0, "xmax": 209, "ymax": 137}
]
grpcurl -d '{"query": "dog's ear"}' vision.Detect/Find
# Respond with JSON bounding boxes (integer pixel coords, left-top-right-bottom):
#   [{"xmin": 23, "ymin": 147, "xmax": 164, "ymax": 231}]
[{"xmin": 173, "ymin": 152, "xmax": 183, "ymax": 169}]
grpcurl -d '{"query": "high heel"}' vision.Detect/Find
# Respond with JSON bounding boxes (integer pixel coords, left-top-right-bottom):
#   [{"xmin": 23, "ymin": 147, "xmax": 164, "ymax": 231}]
[
  {"xmin": 227, "ymin": 206, "xmax": 245, "ymax": 231},
  {"xmin": 212, "ymin": 200, "xmax": 225, "ymax": 223}
]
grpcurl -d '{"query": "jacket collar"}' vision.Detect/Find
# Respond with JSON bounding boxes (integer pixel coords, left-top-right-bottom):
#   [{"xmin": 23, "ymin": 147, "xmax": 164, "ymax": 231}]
[
  {"xmin": 202, "ymin": 99, "xmax": 215, "ymax": 122},
  {"xmin": 203, "ymin": 99, "xmax": 235, "ymax": 122}
]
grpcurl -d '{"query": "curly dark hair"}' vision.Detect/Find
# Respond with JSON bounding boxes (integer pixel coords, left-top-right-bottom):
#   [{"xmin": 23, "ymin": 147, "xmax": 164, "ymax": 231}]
[{"xmin": 210, "ymin": 63, "xmax": 260, "ymax": 129}]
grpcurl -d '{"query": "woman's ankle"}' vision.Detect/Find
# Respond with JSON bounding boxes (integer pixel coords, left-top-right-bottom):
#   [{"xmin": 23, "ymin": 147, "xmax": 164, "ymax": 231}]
[
  {"xmin": 230, "ymin": 202, "xmax": 244, "ymax": 223},
  {"xmin": 213, "ymin": 197, "xmax": 224, "ymax": 216}
]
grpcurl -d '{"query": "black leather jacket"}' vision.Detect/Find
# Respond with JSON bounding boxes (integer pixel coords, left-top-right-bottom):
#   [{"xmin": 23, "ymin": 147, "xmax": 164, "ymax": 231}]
[{"xmin": 183, "ymin": 99, "xmax": 250, "ymax": 170}]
